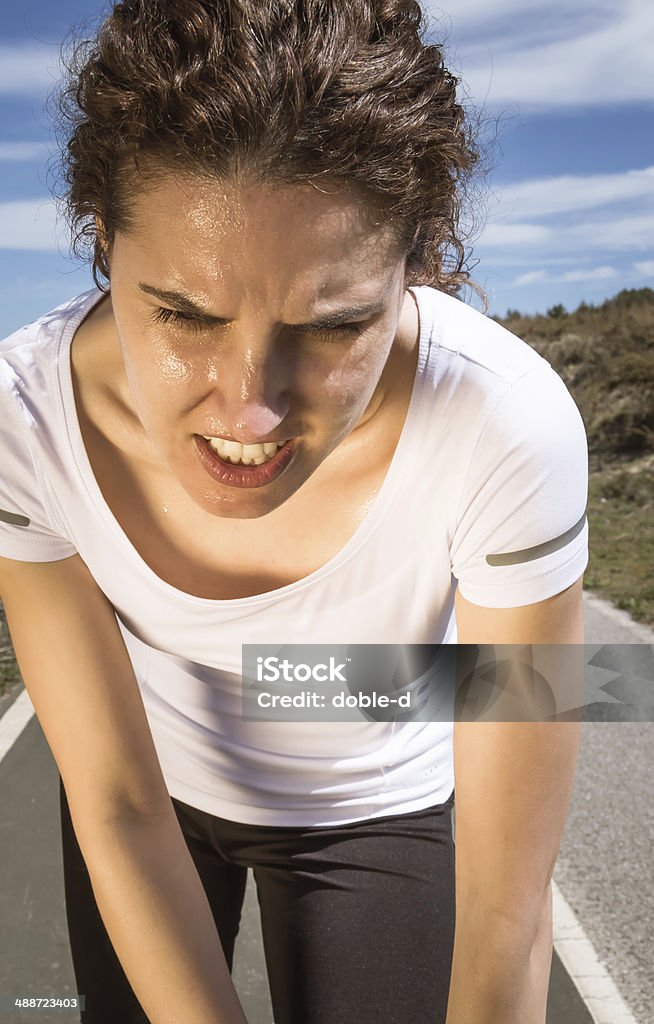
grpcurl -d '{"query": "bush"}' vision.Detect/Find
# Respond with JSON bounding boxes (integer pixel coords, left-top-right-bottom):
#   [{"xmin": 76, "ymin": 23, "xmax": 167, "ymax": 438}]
[{"xmin": 547, "ymin": 303, "xmax": 567, "ymax": 318}]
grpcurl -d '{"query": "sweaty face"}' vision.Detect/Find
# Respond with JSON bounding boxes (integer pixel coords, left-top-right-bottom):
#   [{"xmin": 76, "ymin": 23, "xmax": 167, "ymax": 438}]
[{"xmin": 107, "ymin": 175, "xmax": 411, "ymax": 519}]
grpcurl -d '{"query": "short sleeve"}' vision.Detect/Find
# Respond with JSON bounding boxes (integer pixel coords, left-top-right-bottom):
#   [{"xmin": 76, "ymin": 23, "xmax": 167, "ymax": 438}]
[
  {"xmin": 0, "ymin": 367, "xmax": 78, "ymax": 563},
  {"xmin": 450, "ymin": 364, "xmax": 589, "ymax": 607}
]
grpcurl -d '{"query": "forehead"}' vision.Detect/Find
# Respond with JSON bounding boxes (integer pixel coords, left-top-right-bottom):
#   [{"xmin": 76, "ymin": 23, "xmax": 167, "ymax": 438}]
[
  {"xmin": 121, "ymin": 173, "xmax": 403, "ymax": 294},
  {"xmin": 128, "ymin": 173, "xmax": 391, "ymax": 235}
]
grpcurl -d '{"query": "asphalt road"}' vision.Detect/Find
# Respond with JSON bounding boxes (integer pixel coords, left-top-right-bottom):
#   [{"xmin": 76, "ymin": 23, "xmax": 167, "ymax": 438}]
[{"xmin": 0, "ymin": 591, "xmax": 651, "ymax": 1023}]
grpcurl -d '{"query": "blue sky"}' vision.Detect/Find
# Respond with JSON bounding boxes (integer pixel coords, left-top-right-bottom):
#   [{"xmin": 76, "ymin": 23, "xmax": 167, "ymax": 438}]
[{"xmin": 0, "ymin": 0, "xmax": 653, "ymax": 336}]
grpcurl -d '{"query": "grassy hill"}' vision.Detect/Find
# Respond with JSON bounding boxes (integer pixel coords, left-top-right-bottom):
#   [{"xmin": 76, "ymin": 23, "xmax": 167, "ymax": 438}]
[{"xmin": 494, "ymin": 286, "xmax": 654, "ymax": 628}]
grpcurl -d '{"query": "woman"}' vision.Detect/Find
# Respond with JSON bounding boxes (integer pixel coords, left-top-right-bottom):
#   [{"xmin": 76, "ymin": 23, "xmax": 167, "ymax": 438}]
[{"xmin": 0, "ymin": 1, "xmax": 588, "ymax": 1022}]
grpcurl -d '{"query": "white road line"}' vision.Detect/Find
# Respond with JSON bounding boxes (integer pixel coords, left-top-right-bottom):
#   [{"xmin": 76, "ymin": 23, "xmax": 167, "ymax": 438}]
[
  {"xmin": 0, "ymin": 687, "xmax": 34, "ymax": 763},
  {"xmin": 553, "ymin": 880, "xmax": 639, "ymax": 1024}
]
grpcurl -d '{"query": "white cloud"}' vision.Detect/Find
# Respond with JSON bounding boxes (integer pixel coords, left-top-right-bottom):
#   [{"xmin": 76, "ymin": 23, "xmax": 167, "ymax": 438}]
[
  {"xmin": 0, "ymin": 45, "xmax": 62, "ymax": 96},
  {"xmin": 511, "ymin": 265, "xmax": 619, "ymax": 287},
  {"xmin": 478, "ymin": 166, "xmax": 654, "ymax": 263},
  {"xmin": 0, "ymin": 199, "xmax": 63, "ymax": 251},
  {"xmin": 427, "ymin": 0, "xmax": 654, "ymax": 109},
  {"xmin": 0, "ymin": 142, "xmax": 51, "ymax": 161},
  {"xmin": 489, "ymin": 167, "xmax": 654, "ymax": 222},
  {"xmin": 483, "ymin": 210, "xmax": 654, "ymax": 255},
  {"xmin": 481, "ymin": 222, "xmax": 552, "ymax": 247},
  {"xmin": 555, "ymin": 212, "xmax": 654, "ymax": 253},
  {"xmin": 561, "ymin": 266, "xmax": 618, "ymax": 282},
  {"xmin": 489, "ymin": 255, "xmax": 596, "ymax": 268},
  {"xmin": 513, "ymin": 270, "xmax": 547, "ymax": 286},
  {"xmin": 633, "ymin": 261, "xmax": 654, "ymax": 277}
]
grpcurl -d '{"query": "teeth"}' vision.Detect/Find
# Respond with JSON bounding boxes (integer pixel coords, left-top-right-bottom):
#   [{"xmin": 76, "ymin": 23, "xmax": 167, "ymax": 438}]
[
  {"xmin": 202, "ymin": 436, "xmax": 287, "ymax": 466},
  {"xmin": 222, "ymin": 440, "xmax": 243, "ymax": 458}
]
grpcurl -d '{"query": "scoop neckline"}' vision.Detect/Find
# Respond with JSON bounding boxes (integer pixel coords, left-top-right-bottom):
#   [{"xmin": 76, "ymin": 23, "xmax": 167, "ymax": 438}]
[{"xmin": 56, "ymin": 285, "xmax": 435, "ymax": 607}]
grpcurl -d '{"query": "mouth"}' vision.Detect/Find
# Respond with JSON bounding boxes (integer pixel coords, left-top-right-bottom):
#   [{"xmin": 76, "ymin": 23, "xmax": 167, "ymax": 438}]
[
  {"xmin": 193, "ymin": 434, "xmax": 297, "ymax": 489},
  {"xmin": 200, "ymin": 435, "xmax": 288, "ymax": 466}
]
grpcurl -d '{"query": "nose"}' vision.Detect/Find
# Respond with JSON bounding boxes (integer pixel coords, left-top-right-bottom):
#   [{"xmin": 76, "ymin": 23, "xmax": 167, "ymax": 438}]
[
  {"xmin": 233, "ymin": 401, "xmax": 289, "ymax": 441},
  {"xmin": 211, "ymin": 345, "xmax": 292, "ymax": 443}
]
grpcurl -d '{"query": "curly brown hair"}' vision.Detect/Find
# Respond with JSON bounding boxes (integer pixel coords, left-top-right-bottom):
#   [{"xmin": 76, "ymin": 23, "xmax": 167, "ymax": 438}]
[{"xmin": 53, "ymin": 0, "xmax": 493, "ymax": 309}]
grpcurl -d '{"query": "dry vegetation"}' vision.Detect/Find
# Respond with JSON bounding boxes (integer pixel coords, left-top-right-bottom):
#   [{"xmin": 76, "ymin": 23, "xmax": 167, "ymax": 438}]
[
  {"xmin": 495, "ymin": 286, "xmax": 654, "ymax": 628},
  {"xmin": 1, "ymin": 287, "xmax": 653, "ymax": 700}
]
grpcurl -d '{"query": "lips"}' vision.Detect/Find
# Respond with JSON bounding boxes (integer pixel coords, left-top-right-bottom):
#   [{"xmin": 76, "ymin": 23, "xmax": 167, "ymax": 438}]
[{"xmin": 192, "ymin": 434, "xmax": 297, "ymax": 489}]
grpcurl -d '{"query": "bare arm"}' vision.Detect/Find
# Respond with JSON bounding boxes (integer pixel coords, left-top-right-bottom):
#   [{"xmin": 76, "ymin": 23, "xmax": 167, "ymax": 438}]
[
  {"xmin": 0, "ymin": 554, "xmax": 248, "ymax": 1024},
  {"xmin": 446, "ymin": 575, "xmax": 585, "ymax": 1024}
]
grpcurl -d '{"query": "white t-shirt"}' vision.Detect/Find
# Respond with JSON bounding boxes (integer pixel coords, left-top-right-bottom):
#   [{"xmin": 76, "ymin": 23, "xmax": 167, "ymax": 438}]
[{"xmin": 0, "ymin": 286, "xmax": 589, "ymax": 826}]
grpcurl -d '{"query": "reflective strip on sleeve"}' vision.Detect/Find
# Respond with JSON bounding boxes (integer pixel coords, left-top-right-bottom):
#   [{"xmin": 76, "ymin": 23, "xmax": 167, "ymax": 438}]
[
  {"xmin": 485, "ymin": 511, "xmax": 587, "ymax": 566},
  {"xmin": 0, "ymin": 508, "xmax": 31, "ymax": 527}
]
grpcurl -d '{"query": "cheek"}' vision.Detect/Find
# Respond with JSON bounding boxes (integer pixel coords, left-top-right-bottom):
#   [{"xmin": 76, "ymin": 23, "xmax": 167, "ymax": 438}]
[
  {"xmin": 158, "ymin": 353, "xmax": 196, "ymax": 386},
  {"xmin": 144, "ymin": 352, "xmax": 196, "ymax": 388},
  {"xmin": 117, "ymin": 313, "xmax": 196, "ymax": 391},
  {"xmin": 147, "ymin": 335, "xmax": 197, "ymax": 387},
  {"xmin": 321, "ymin": 341, "xmax": 387, "ymax": 408}
]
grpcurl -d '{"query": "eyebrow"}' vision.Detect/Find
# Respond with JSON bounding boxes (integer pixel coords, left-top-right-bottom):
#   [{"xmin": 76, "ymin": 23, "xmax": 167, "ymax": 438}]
[{"xmin": 137, "ymin": 282, "xmax": 385, "ymax": 330}]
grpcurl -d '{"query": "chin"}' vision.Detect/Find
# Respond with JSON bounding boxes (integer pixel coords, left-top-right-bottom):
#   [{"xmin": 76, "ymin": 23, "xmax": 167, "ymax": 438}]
[
  {"xmin": 204, "ymin": 495, "xmax": 284, "ymax": 520},
  {"xmin": 180, "ymin": 471, "xmax": 301, "ymax": 520}
]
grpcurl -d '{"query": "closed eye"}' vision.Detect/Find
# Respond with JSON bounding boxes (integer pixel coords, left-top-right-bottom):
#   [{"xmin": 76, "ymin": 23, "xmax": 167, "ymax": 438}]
[
  {"xmin": 298, "ymin": 322, "xmax": 364, "ymax": 342},
  {"xmin": 150, "ymin": 307, "xmax": 217, "ymax": 332},
  {"xmin": 150, "ymin": 306, "xmax": 364, "ymax": 341}
]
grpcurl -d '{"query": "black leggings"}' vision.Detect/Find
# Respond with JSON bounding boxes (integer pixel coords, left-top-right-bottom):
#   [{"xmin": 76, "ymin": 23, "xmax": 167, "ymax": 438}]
[{"xmin": 59, "ymin": 777, "xmax": 456, "ymax": 1024}]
